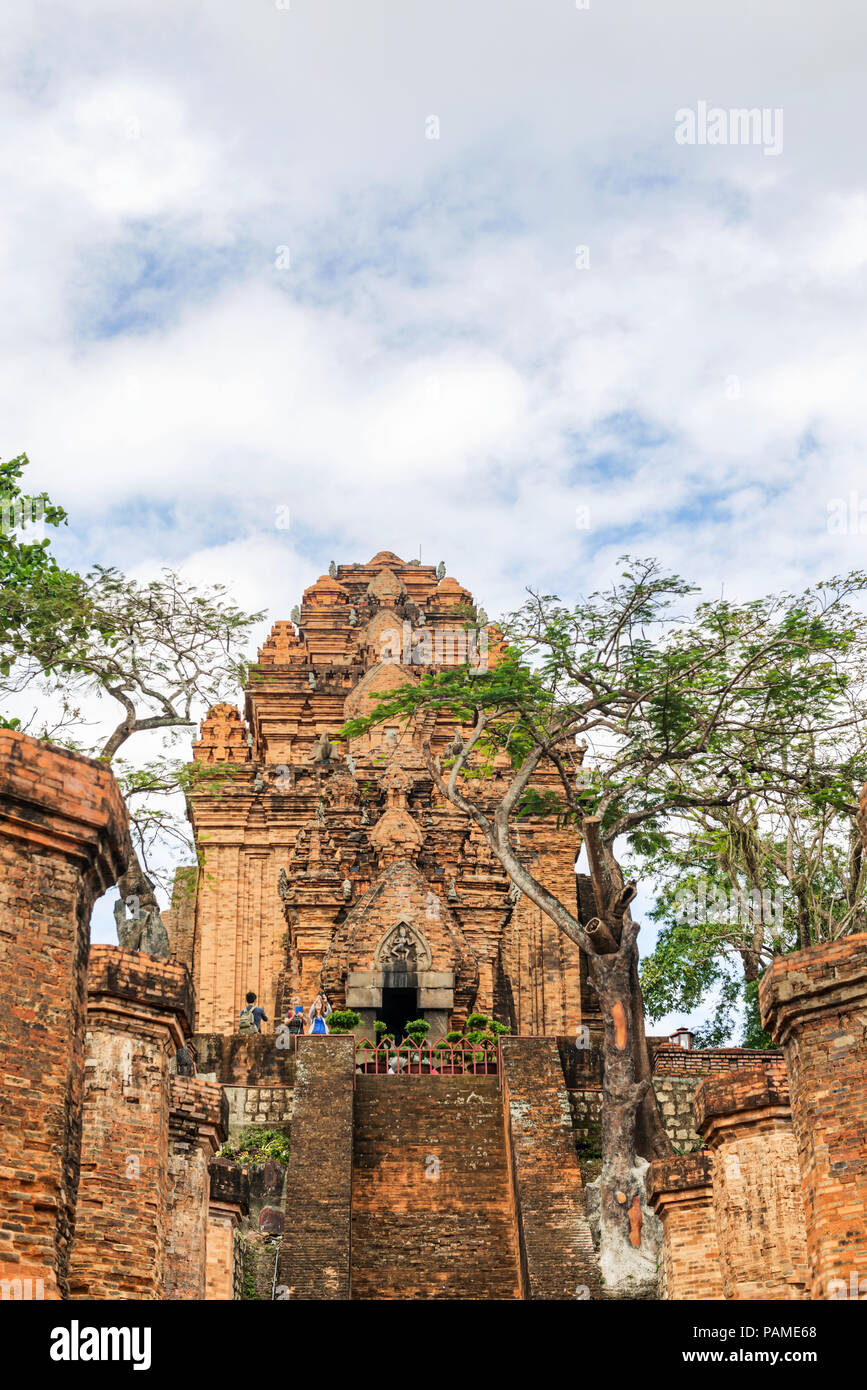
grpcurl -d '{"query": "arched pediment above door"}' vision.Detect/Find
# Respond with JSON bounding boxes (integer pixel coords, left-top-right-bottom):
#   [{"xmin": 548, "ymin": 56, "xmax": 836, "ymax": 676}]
[{"xmin": 374, "ymin": 919, "xmax": 433, "ymax": 974}]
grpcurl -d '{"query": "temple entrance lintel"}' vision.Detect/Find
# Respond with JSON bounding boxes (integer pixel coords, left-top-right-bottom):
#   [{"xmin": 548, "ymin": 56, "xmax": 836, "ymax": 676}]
[{"xmin": 346, "ymin": 969, "xmax": 454, "ymax": 1010}]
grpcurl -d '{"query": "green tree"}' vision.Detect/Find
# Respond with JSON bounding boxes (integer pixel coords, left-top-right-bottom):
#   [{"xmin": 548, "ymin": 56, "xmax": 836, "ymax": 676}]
[
  {"xmin": 638, "ymin": 751, "xmax": 867, "ymax": 1045},
  {"xmin": 2, "ymin": 460, "xmax": 264, "ymax": 906},
  {"xmin": 0, "ymin": 454, "xmax": 102, "ymax": 717},
  {"xmin": 339, "ymin": 557, "xmax": 867, "ymax": 1293}
]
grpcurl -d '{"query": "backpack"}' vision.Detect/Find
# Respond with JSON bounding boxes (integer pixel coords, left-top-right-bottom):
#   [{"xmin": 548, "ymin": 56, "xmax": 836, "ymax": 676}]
[{"xmin": 238, "ymin": 1004, "xmax": 258, "ymax": 1035}]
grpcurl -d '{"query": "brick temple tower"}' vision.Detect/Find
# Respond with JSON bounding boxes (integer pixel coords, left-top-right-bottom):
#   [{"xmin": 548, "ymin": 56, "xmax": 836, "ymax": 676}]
[{"xmin": 177, "ymin": 551, "xmax": 596, "ymax": 1040}]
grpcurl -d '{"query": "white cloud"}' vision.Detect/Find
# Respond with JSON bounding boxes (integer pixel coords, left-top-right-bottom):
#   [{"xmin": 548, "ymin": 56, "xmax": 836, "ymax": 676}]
[{"xmin": 3, "ymin": 2, "xmax": 867, "ymax": 1002}]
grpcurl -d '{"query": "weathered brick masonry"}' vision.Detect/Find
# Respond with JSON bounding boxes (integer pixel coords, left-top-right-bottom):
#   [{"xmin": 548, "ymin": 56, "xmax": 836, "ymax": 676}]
[
  {"xmin": 351, "ymin": 1074, "xmax": 522, "ymax": 1300},
  {"xmin": 67, "ymin": 946, "xmax": 195, "ymax": 1298},
  {"xmin": 694, "ymin": 1065, "xmax": 808, "ymax": 1300},
  {"xmin": 647, "ymin": 1154, "xmax": 724, "ymax": 1301},
  {"xmin": 185, "ymin": 553, "xmax": 597, "ymax": 1040},
  {"xmin": 166, "ymin": 1078, "xmax": 228, "ymax": 1299},
  {"xmin": 760, "ymin": 933, "xmax": 867, "ymax": 1299},
  {"xmin": 276, "ymin": 1036, "xmax": 355, "ymax": 1299},
  {"xmin": 501, "ymin": 1037, "xmax": 599, "ymax": 1299},
  {"xmin": 206, "ymin": 1158, "xmax": 249, "ymax": 1300},
  {"xmin": 0, "ymin": 731, "xmax": 128, "ymax": 1298}
]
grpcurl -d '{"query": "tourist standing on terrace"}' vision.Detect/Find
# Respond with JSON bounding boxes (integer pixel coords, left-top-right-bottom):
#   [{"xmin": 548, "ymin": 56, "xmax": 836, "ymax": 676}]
[{"xmin": 308, "ymin": 1001, "xmax": 329, "ymax": 1035}]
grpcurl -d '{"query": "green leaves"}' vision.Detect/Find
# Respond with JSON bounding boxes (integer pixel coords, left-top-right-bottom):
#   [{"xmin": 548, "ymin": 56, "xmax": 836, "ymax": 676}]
[{"xmin": 0, "ymin": 455, "xmax": 97, "ymax": 693}]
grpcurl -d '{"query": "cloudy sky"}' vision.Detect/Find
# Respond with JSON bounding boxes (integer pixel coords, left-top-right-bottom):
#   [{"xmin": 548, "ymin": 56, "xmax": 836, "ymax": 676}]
[{"xmin": 4, "ymin": 1, "xmax": 866, "ymax": 1026}]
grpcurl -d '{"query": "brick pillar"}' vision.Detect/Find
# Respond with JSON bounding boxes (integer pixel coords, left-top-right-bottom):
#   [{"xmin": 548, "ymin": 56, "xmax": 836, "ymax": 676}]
[
  {"xmin": 276, "ymin": 1036, "xmax": 355, "ymax": 1299},
  {"xmin": 206, "ymin": 1159, "xmax": 249, "ymax": 1300},
  {"xmin": 166, "ymin": 1078, "xmax": 228, "ymax": 1299},
  {"xmin": 646, "ymin": 1154, "xmax": 725, "ymax": 1300},
  {"xmin": 500, "ymin": 1037, "xmax": 600, "ymax": 1298},
  {"xmin": 694, "ymin": 1065, "xmax": 809, "ymax": 1300},
  {"xmin": 0, "ymin": 731, "xmax": 128, "ymax": 1299},
  {"xmin": 67, "ymin": 946, "xmax": 195, "ymax": 1298},
  {"xmin": 760, "ymin": 934, "xmax": 867, "ymax": 1299}
]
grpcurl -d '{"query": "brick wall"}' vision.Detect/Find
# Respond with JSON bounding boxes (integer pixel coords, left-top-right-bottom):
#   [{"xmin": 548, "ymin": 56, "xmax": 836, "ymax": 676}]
[
  {"xmin": 652, "ymin": 1046, "xmax": 782, "ymax": 1076},
  {"xmin": 695, "ymin": 1065, "xmax": 808, "ymax": 1300},
  {"xmin": 206, "ymin": 1159, "xmax": 249, "ymax": 1300},
  {"xmin": 647, "ymin": 1154, "xmax": 724, "ymax": 1300},
  {"xmin": 192, "ymin": 1032, "xmax": 297, "ymax": 1087},
  {"xmin": 276, "ymin": 1036, "xmax": 355, "ymax": 1299},
  {"xmin": 165, "ymin": 1078, "xmax": 227, "ymax": 1299},
  {"xmin": 501, "ymin": 1037, "xmax": 600, "ymax": 1299},
  {"xmin": 760, "ymin": 933, "xmax": 867, "ymax": 1299},
  {"xmin": 351, "ymin": 1075, "xmax": 521, "ymax": 1300},
  {"xmin": 67, "ymin": 946, "xmax": 194, "ymax": 1299},
  {"xmin": 0, "ymin": 731, "xmax": 128, "ymax": 1298}
]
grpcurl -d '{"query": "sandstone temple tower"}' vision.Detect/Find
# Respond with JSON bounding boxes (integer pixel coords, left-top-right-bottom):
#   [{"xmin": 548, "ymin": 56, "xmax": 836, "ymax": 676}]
[{"xmin": 177, "ymin": 551, "xmax": 596, "ymax": 1040}]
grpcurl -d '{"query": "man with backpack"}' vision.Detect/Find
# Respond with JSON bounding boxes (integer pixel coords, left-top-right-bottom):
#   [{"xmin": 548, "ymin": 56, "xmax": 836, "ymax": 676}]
[{"xmin": 238, "ymin": 991, "xmax": 268, "ymax": 1034}]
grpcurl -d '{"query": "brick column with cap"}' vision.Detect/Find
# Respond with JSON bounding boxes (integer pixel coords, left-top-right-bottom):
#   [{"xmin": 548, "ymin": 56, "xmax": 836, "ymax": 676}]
[
  {"xmin": 0, "ymin": 731, "xmax": 128, "ymax": 1299},
  {"xmin": 646, "ymin": 1153, "xmax": 724, "ymax": 1300},
  {"xmin": 206, "ymin": 1158, "xmax": 250, "ymax": 1300},
  {"xmin": 67, "ymin": 946, "xmax": 195, "ymax": 1298},
  {"xmin": 166, "ymin": 1078, "xmax": 228, "ymax": 1299},
  {"xmin": 694, "ymin": 1064, "xmax": 809, "ymax": 1299},
  {"xmin": 760, "ymin": 934, "xmax": 867, "ymax": 1299}
]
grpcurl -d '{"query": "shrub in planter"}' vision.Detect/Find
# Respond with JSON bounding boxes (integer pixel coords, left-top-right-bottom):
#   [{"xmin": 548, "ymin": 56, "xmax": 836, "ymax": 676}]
[
  {"xmin": 489, "ymin": 1020, "xmax": 510, "ymax": 1036},
  {"xmin": 445, "ymin": 1030, "xmax": 462, "ymax": 1043},
  {"xmin": 326, "ymin": 1008, "xmax": 361, "ymax": 1034},
  {"xmin": 433, "ymin": 1039, "xmax": 452, "ymax": 1051},
  {"xmin": 463, "ymin": 1030, "xmax": 483, "ymax": 1044},
  {"xmin": 403, "ymin": 1018, "xmax": 430, "ymax": 1039},
  {"xmin": 466, "ymin": 1013, "xmax": 490, "ymax": 1030},
  {"xmin": 374, "ymin": 1020, "xmax": 389, "ymax": 1037},
  {"xmin": 357, "ymin": 1039, "xmax": 374, "ymax": 1050}
]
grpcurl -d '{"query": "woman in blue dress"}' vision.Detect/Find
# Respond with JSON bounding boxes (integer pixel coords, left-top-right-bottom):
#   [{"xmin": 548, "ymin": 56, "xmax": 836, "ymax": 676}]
[{"xmin": 308, "ymin": 1001, "xmax": 329, "ymax": 1035}]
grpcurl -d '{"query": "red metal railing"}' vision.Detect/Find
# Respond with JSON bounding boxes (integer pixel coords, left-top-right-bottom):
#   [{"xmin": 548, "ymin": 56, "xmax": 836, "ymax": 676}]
[
  {"xmin": 354, "ymin": 1039, "xmax": 499, "ymax": 1076},
  {"xmin": 283, "ymin": 1031, "xmax": 502, "ymax": 1083}
]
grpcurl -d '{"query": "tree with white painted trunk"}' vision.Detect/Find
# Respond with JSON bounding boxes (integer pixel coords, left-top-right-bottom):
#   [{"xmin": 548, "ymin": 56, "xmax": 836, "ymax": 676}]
[{"xmin": 340, "ymin": 557, "xmax": 867, "ymax": 1294}]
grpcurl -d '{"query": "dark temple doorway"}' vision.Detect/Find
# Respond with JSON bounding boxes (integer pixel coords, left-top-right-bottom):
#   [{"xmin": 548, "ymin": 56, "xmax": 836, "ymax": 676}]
[{"xmin": 377, "ymin": 987, "xmax": 418, "ymax": 1043}]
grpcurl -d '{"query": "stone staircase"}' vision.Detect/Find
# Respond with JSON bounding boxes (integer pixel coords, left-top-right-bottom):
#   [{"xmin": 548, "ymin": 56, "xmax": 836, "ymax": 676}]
[{"xmin": 350, "ymin": 1075, "xmax": 522, "ymax": 1300}]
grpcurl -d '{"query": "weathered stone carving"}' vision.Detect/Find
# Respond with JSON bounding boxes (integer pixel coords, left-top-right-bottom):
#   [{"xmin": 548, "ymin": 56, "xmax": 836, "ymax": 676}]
[
  {"xmin": 310, "ymin": 732, "xmax": 332, "ymax": 764},
  {"xmin": 113, "ymin": 897, "xmax": 171, "ymax": 958}
]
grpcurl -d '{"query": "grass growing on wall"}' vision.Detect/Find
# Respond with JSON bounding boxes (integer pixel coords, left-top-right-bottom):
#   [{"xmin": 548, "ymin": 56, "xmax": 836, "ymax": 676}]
[{"xmin": 219, "ymin": 1126, "xmax": 291, "ymax": 1166}]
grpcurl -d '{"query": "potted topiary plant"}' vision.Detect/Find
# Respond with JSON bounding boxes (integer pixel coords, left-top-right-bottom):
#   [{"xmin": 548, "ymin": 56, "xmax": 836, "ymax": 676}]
[
  {"xmin": 403, "ymin": 1018, "xmax": 430, "ymax": 1039},
  {"xmin": 326, "ymin": 1008, "xmax": 361, "ymax": 1035},
  {"xmin": 402, "ymin": 1018, "xmax": 430, "ymax": 1066},
  {"xmin": 465, "ymin": 1012, "xmax": 490, "ymax": 1031}
]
